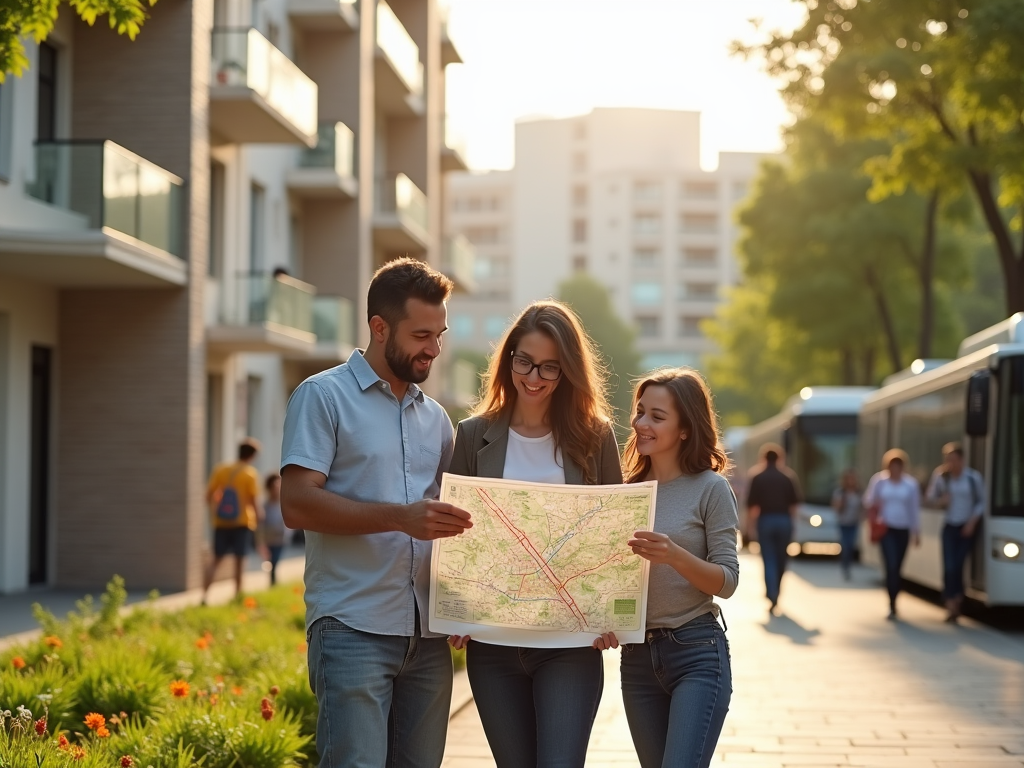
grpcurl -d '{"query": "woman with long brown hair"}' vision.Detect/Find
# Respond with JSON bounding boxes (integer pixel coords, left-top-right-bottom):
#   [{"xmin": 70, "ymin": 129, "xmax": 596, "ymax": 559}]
[
  {"xmin": 447, "ymin": 300, "xmax": 622, "ymax": 768},
  {"xmin": 600, "ymin": 367, "xmax": 738, "ymax": 768}
]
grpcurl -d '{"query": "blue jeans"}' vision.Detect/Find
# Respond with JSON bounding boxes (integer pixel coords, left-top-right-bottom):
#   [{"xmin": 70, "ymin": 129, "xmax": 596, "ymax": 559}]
[
  {"xmin": 839, "ymin": 524, "xmax": 859, "ymax": 574},
  {"xmin": 620, "ymin": 613, "xmax": 732, "ymax": 768},
  {"xmin": 307, "ymin": 617, "xmax": 452, "ymax": 768},
  {"xmin": 879, "ymin": 527, "xmax": 910, "ymax": 606},
  {"xmin": 942, "ymin": 523, "xmax": 975, "ymax": 600},
  {"xmin": 267, "ymin": 544, "xmax": 284, "ymax": 585},
  {"xmin": 757, "ymin": 514, "xmax": 793, "ymax": 603},
  {"xmin": 466, "ymin": 643, "xmax": 603, "ymax": 768}
]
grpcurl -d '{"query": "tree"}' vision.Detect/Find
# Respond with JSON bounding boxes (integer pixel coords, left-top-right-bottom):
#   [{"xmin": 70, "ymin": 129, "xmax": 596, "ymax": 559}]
[
  {"xmin": 1, "ymin": 0, "xmax": 157, "ymax": 80},
  {"xmin": 557, "ymin": 273, "xmax": 643, "ymax": 433},
  {"xmin": 739, "ymin": 0, "xmax": 1024, "ymax": 313}
]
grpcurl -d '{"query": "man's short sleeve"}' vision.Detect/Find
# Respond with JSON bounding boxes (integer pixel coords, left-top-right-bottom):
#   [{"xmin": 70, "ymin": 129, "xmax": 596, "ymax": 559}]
[{"xmin": 282, "ymin": 380, "xmax": 338, "ymax": 476}]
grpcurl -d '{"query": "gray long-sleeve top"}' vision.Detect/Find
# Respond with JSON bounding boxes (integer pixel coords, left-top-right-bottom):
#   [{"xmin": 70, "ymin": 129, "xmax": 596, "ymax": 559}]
[{"xmin": 645, "ymin": 470, "xmax": 740, "ymax": 629}]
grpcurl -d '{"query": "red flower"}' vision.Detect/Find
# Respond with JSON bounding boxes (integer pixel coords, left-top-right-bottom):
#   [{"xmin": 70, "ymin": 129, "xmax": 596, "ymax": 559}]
[
  {"xmin": 11, "ymin": 657, "xmax": 26, "ymax": 670},
  {"xmin": 57, "ymin": 733, "xmax": 70, "ymax": 750},
  {"xmin": 34, "ymin": 717, "xmax": 46, "ymax": 736},
  {"xmin": 269, "ymin": 685, "xmax": 280, "ymax": 696},
  {"xmin": 120, "ymin": 757, "xmax": 135, "ymax": 768},
  {"xmin": 260, "ymin": 697, "xmax": 275, "ymax": 721}
]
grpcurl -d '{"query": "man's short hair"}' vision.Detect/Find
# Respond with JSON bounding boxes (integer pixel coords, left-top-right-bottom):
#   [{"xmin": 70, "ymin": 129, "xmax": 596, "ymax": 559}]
[
  {"xmin": 366, "ymin": 258, "xmax": 453, "ymax": 327},
  {"xmin": 239, "ymin": 438, "xmax": 261, "ymax": 461},
  {"xmin": 942, "ymin": 442, "xmax": 964, "ymax": 458},
  {"xmin": 760, "ymin": 442, "xmax": 784, "ymax": 464}
]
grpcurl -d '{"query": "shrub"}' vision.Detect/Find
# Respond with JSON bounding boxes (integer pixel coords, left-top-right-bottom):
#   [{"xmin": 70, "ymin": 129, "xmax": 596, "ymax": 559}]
[
  {"xmin": 69, "ymin": 647, "xmax": 168, "ymax": 726},
  {"xmin": 0, "ymin": 661, "xmax": 76, "ymax": 728}
]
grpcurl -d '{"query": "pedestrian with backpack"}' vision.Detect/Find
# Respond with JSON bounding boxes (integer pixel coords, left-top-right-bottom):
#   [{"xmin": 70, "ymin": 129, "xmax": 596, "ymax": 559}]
[
  {"xmin": 926, "ymin": 443, "xmax": 985, "ymax": 623},
  {"xmin": 203, "ymin": 437, "xmax": 264, "ymax": 603}
]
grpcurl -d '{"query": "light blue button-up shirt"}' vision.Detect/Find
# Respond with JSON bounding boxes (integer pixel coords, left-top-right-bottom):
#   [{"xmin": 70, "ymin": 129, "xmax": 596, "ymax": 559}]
[{"xmin": 281, "ymin": 351, "xmax": 454, "ymax": 637}]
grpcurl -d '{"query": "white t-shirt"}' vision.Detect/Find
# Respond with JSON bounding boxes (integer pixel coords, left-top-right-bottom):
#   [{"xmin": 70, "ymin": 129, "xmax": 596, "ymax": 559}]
[
  {"xmin": 864, "ymin": 472, "xmax": 921, "ymax": 532},
  {"xmin": 502, "ymin": 429, "xmax": 565, "ymax": 485}
]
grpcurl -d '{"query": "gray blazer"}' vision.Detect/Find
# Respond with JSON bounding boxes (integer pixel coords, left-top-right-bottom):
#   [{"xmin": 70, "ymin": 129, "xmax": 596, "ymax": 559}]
[{"xmin": 450, "ymin": 412, "xmax": 623, "ymax": 485}]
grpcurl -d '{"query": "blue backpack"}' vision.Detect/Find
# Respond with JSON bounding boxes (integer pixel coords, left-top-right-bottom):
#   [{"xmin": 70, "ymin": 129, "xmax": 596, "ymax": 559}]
[{"xmin": 214, "ymin": 467, "xmax": 244, "ymax": 524}]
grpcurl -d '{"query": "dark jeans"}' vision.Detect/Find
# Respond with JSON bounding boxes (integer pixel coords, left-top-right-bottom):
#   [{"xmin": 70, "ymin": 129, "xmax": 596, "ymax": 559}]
[
  {"xmin": 879, "ymin": 527, "xmax": 910, "ymax": 606},
  {"xmin": 466, "ymin": 643, "xmax": 603, "ymax": 768},
  {"xmin": 839, "ymin": 524, "xmax": 859, "ymax": 574},
  {"xmin": 620, "ymin": 613, "xmax": 732, "ymax": 768},
  {"xmin": 757, "ymin": 514, "xmax": 793, "ymax": 603},
  {"xmin": 942, "ymin": 523, "xmax": 975, "ymax": 601},
  {"xmin": 267, "ymin": 544, "xmax": 284, "ymax": 585}
]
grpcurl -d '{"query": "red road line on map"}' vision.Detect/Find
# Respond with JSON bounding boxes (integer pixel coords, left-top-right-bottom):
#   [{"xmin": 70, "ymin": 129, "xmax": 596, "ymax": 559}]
[{"xmin": 475, "ymin": 488, "xmax": 588, "ymax": 628}]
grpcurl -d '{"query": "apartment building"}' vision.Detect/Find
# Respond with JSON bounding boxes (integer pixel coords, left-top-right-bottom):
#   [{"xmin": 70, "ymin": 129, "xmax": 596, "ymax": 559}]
[
  {"xmin": 512, "ymin": 108, "xmax": 765, "ymax": 370},
  {"xmin": 0, "ymin": 0, "xmax": 469, "ymax": 594}
]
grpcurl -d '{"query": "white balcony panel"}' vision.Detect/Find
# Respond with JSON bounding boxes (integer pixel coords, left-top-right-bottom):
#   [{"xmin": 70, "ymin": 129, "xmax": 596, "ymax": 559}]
[{"xmin": 288, "ymin": 0, "xmax": 357, "ymax": 31}]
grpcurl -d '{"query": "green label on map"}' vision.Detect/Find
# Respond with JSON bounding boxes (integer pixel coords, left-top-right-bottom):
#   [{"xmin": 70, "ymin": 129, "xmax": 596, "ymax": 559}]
[{"xmin": 613, "ymin": 599, "xmax": 636, "ymax": 615}]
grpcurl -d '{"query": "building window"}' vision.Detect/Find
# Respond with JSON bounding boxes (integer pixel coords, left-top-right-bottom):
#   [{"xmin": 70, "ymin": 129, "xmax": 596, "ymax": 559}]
[
  {"xmin": 250, "ymin": 183, "xmax": 266, "ymax": 272},
  {"xmin": 572, "ymin": 152, "xmax": 587, "ymax": 173},
  {"xmin": 633, "ymin": 213, "xmax": 661, "ymax": 237},
  {"xmin": 679, "ymin": 212, "xmax": 718, "ymax": 234},
  {"xmin": 635, "ymin": 315, "xmax": 661, "ymax": 338},
  {"xmin": 572, "ymin": 184, "xmax": 587, "ymax": 207},
  {"xmin": 452, "ymin": 314, "xmax": 474, "ymax": 340},
  {"xmin": 634, "ymin": 180, "xmax": 661, "ymax": 203},
  {"xmin": 464, "ymin": 225, "xmax": 501, "ymax": 244},
  {"xmin": 631, "ymin": 282, "xmax": 662, "ymax": 306},
  {"xmin": 572, "ymin": 254, "xmax": 587, "ymax": 272},
  {"xmin": 633, "ymin": 247, "xmax": 660, "ymax": 269},
  {"xmin": 682, "ymin": 180, "xmax": 718, "ymax": 199},
  {"xmin": 485, "ymin": 315, "xmax": 507, "ymax": 339},
  {"xmin": 573, "ymin": 121, "xmax": 587, "ymax": 141},
  {"xmin": 681, "ymin": 247, "xmax": 717, "ymax": 266},
  {"xmin": 572, "ymin": 218, "xmax": 587, "ymax": 243},
  {"xmin": 678, "ymin": 315, "xmax": 707, "ymax": 338},
  {"xmin": 36, "ymin": 42, "xmax": 58, "ymax": 141},
  {"xmin": 680, "ymin": 281, "xmax": 717, "ymax": 300}
]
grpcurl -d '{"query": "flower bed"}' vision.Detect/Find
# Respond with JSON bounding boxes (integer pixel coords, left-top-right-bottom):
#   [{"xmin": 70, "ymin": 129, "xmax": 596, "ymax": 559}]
[{"xmin": 0, "ymin": 577, "xmax": 317, "ymax": 767}]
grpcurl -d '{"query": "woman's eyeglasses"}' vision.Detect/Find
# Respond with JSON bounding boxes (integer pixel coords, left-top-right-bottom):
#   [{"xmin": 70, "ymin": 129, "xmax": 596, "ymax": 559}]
[{"xmin": 510, "ymin": 353, "xmax": 562, "ymax": 381}]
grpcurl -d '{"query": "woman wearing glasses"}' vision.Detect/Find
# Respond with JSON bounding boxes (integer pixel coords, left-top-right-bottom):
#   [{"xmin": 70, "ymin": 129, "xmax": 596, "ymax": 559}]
[{"xmin": 448, "ymin": 300, "xmax": 622, "ymax": 768}]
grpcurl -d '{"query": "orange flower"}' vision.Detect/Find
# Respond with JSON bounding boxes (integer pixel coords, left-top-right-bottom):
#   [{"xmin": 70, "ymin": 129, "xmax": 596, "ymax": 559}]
[
  {"xmin": 70, "ymin": 745, "xmax": 86, "ymax": 761},
  {"xmin": 215, "ymin": 675, "xmax": 224, "ymax": 683},
  {"xmin": 297, "ymin": 642, "xmax": 307, "ymax": 653},
  {"xmin": 34, "ymin": 717, "xmax": 47, "ymax": 735},
  {"xmin": 196, "ymin": 689, "xmax": 208, "ymax": 698},
  {"xmin": 231, "ymin": 685, "xmax": 244, "ymax": 696},
  {"xmin": 243, "ymin": 597, "xmax": 257, "ymax": 609},
  {"xmin": 96, "ymin": 726, "xmax": 110, "ymax": 738},
  {"xmin": 11, "ymin": 656, "xmax": 26, "ymax": 670},
  {"xmin": 120, "ymin": 757, "xmax": 135, "ymax": 768},
  {"xmin": 209, "ymin": 694, "xmax": 219, "ymax": 706},
  {"xmin": 84, "ymin": 713, "xmax": 106, "ymax": 731},
  {"xmin": 57, "ymin": 734, "xmax": 70, "ymax": 749},
  {"xmin": 236, "ymin": 612, "xmax": 249, "ymax": 623},
  {"xmin": 170, "ymin": 680, "xmax": 190, "ymax": 698},
  {"xmin": 195, "ymin": 637, "xmax": 210, "ymax": 650},
  {"xmin": 292, "ymin": 585, "xmax": 303, "ymax": 595},
  {"xmin": 43, "ymin": 636, "xmax": 62, "ymax": 649}
]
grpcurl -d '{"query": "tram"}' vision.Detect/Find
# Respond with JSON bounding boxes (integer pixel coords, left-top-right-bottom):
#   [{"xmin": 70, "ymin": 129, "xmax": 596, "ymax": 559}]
[
  {"xmin": 858, "ymin": 314, "xmax": 1024, "ymax": 606},
  {"xmin": 735, "ymin": 387, "xmax": 875, "ymax": 551}
]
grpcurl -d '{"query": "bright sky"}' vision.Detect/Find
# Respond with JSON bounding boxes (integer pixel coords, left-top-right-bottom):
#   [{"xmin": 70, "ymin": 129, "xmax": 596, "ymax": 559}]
[{"xmin": 444, "ymin": 0, "xmax": 807, "ymax": 172}]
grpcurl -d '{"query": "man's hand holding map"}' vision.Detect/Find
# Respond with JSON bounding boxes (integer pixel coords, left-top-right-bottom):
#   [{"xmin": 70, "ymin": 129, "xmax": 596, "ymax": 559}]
[{"xmin": 429, "ymin": 473, "xmax": 658, "ymax": 647}]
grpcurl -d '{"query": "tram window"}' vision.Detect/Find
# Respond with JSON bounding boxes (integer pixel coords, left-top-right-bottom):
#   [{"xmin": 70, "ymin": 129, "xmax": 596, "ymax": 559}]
[
  {"xmin": 966, "ymin": 370, "xmax": 990, "ymax": 436},
  {"xmin": 793, "ymin": 416, "xmax": 858, "ymax": 507},
  {"xmin": 992, "ymin": 357, "xmax": 1024, "ymax": 517},
  {"xmin": 892, "ymin": 382, "xmax": 965, "ymax": 487}
]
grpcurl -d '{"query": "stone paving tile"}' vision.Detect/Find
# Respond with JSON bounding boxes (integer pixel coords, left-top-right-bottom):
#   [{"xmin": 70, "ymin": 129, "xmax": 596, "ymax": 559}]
[{"xmin": 442, "ymin": 554, "xmax": 1024, "ymax": 768}]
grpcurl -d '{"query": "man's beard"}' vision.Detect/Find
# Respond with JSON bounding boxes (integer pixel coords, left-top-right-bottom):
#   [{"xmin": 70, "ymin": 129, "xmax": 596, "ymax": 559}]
[{"xmin": 385, "ymin": 334, "xmax": 434, "ymax": 384}]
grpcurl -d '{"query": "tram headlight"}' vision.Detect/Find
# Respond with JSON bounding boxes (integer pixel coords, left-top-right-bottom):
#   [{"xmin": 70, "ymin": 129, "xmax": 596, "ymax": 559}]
[
  {"xmin": 992, "ymin": 537, "xmax": 1022, "ymax": 561},
  {"xmin": 809, "ymin": 514, "xmax": 822, "ymax": 528}
]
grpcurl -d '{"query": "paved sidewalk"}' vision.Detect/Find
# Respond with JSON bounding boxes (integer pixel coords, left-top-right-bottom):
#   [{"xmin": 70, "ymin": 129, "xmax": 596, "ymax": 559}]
[{"xmin": 443, "ymin": 553, "xmax": 1024, "ymax": 768}]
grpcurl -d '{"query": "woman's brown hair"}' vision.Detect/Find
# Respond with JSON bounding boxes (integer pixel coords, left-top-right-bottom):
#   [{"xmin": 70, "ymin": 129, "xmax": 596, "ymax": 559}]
[
  {"xmin": 622, "ymin": 368, "xmax": 729, "ymax": 483},
  {"xmin": 473, "ymin": 301, "xmax": 612, "ymax": 483}
]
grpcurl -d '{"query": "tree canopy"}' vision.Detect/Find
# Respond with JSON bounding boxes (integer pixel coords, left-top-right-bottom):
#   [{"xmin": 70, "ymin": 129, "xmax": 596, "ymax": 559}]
[{"xmin": 1, "ymin": 0, "xmax": 156, "ymax": 80}]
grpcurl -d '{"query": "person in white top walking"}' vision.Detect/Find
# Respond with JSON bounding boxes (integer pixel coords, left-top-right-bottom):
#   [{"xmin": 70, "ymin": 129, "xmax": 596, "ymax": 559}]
[
  {"xmin": 926, "ymin": 443, "xmax": 985, "ymax": 622},
  {"xmin": 864, "ymin": 449, "xmax": 921, "ymax": 620}
]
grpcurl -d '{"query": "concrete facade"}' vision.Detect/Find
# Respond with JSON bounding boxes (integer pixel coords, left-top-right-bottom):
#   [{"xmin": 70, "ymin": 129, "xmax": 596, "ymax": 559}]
[{"xmin": 0, "ymin": 0, "xmax": 466, "ymax": 593}]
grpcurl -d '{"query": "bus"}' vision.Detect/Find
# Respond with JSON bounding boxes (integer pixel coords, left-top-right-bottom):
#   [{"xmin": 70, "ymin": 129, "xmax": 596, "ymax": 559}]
[
  {"xmin": 858, "ymin": 314, "xmax": 1024, "ymax": 607},
  {"xmin": 736, "ymin": 387, "xmax": 875, "ymax": 551}
]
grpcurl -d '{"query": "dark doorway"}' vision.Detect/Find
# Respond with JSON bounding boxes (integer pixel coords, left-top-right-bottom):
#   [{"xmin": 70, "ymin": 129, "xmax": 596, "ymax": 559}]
[
  {"xmin": 36, "ymin": 43, "xmax": 57, "ymax": 142},
  {"xmin": 29, "ymin": 346, "xmax": 52, "ymax": 584}
]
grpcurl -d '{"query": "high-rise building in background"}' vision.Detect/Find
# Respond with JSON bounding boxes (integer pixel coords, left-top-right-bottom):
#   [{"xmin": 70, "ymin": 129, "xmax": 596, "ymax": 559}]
[{"xmin": 0, "ymin": 0, "xmax": 469, "ymax": 594}]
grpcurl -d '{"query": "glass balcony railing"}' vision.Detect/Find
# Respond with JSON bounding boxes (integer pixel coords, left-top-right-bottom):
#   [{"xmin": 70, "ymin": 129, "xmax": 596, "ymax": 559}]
[
  {"xmin": 300, "ymin": 122, "xmax": 355, "ymax": 177},
  {"xmin": 211, "ymin": 28, "xmax": 318, "ymax": 139},
  {"xmin": 376, "ymin": 173, "xmax": 427, "ymax": 232},
  {"xmin": 27, "ymin": 140, "xmax": 184, "ymax": 256},
  {"xmin": 221, "ymin": 272, "xmax": 315, "ymax": 333},
  {"xmin": 442, "ymin": 115, "xmax": 467, "ymax": 159},
  {"xmin": 443, "ymin": 234, "xmax": 475, "ymax": 287},
  {"xmin": 376, "ymin": 1, "xmax": 423, "ymax": 95},
  {"xmin": 313, "ymin": 296, "xmax": 355, "ymax": 346}
]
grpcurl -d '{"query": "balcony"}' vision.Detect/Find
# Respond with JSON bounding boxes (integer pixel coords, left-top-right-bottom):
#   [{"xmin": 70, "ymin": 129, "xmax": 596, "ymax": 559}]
[
  {"xmin": 311, "ymin": 295, "xmax": 357, "ymax": 362},
  {"xmin": 375, "ymin": 1, "xmax": 424, "ymax": 115},
  {"xmin": 373, "ymin": 173, "xmax": 428, "ymax": 252},
  {"xmin": 440, "ymin": 8, "xmax": 463, "ymax": 66},
  {"xmin": 210, "ymin": 28, "xmax": 318, "ymax": 147},
  {"xmin": 207, "ymin": 272, "xmax": 317, "ymax": 355},
  {"xmin": 287, "ymin": 122, "xmax": 357, "ymax": 199},
  {"xmin": 441, "ymin": 116, "xmax": 468, "ymax": 173},
  {"xmin": 288, "ymin": 0, "xmax": 357, "ymax": 31},
  {"xmin": 0, "ymin": 140, "xmax": 186, "ymax": 287},
  {"xmin": 441, "ymin": 234, "xmax": 476, "ymax": 293}
]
